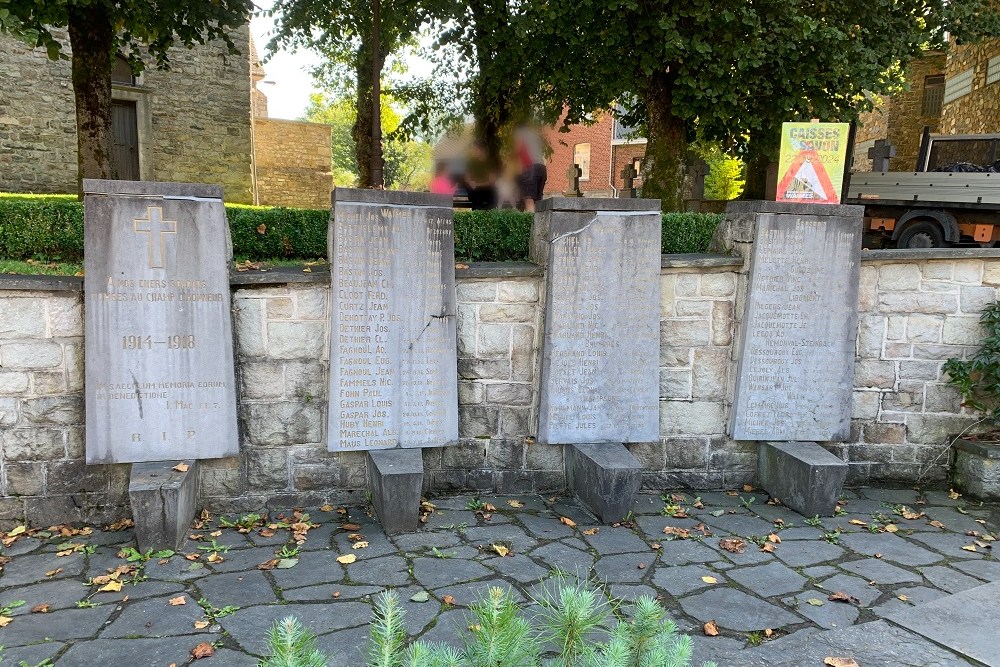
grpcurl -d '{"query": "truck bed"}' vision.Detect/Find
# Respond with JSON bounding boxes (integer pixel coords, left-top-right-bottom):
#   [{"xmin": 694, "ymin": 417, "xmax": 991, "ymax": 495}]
[{"xmin": 847, "ymin": 172, "xmax": 1000, "ymax": 206}]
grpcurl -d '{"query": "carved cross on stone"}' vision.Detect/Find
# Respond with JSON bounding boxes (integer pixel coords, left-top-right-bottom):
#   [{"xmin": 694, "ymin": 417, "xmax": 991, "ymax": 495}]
[
  {"xmin": 566, "ymin": 163, "xmax": 583, "ymax": 197},
  {"xmin": 133, "ymin": 206, "xmax": 177, "ymax": 269},
  {"xmin": 867, "ymin": 139, "xmax": 896, "ymax": 172},
  {"xmin": 620, "ymin": 163, "xmax": 637, "ymax": 198}
]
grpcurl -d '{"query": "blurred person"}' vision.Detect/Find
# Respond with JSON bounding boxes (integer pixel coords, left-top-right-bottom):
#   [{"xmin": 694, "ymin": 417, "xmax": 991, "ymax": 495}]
[
  {"xmin": 462, "ymin": 140, "xmax": 497, "ymax": 210},
  {"xmin": 429, "ymin": 162, "xmax": 456, "ymax": 196},
  {"xmin": 514, "ymin": 125, "xmax": 546, "ymax": 211}
]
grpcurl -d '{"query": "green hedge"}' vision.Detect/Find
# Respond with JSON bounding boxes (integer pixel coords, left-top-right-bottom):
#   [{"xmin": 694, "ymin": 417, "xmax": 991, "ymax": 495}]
[{"xmin": 0, "ymin": 195, "xmax": 721, "ymax": 263}]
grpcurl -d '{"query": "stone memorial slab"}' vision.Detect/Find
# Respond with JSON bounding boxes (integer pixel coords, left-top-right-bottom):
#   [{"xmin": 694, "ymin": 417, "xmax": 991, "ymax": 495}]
[
  {"xmin": 83, "ymin": 179, "xmax": 238, "ymax": 464},
  {"xmin": 535, "ymin": 198, "xmax": 661, "ymax": 445},
  {"xmin": 327, "ymin": 188, "xmax": 459, "ymax": 451},
  {"xmin": 731, "ymin": 210, "xmax": 861, "ymax": 441}
]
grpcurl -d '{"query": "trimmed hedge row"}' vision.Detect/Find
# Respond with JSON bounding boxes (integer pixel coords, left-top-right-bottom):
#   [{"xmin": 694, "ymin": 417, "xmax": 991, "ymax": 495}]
[{"xmin": 0, "ymin": 195, "xmax": 721, "ymax": 263}]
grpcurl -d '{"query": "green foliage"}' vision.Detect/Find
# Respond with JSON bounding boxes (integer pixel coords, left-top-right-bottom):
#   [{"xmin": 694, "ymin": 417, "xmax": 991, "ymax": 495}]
[
  {"xmin": 0, "ymin": 195, "xmax": 722, "ymax": 269},
  {"xmin": 260, "ymin": 616, "xmax": 328, "ymax": 667},
  {"xmin": 696, "ymin": 145, "xmax": 745, "ymax": 201},
  {"xmin": 944, "ymin": 301, "xmax": 1000, "ymax": 422}
]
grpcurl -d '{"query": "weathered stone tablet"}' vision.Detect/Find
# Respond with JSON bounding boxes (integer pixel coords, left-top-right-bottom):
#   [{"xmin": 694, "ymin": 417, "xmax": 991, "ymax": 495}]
[
  {"xmin": 534, "ymin": 198, "xmax": 662, "ymax": 445},
  {"xmin": 327, "ymin": 189, "xmax": 459, "ymax": 451},
  {"xmin": 83, "ymin": 180, "xmax": 238, "ymax": 464},
  {"xmin": 731, "ymin": 211, "xmax": 861, "ymax": 441}
]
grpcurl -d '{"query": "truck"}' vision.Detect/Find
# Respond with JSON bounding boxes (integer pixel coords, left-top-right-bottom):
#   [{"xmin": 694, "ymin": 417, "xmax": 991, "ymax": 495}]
[{"xmin": 844, "ymin": 132, "xmax": 1000, "ymax": 249}]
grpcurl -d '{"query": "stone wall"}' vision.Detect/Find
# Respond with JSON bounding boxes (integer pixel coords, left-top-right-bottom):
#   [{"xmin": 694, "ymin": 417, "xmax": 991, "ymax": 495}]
[
  {"xmin": 0, "ymin": 28, "xmax": 254, "ymax": 202},
  {"xmin": 252, "ymin": 118, "xmax": 333, "ymax": 209},
  {"xmin": 940, "ymin": 39, "xmax": 1000, "ymax": 135},
  {"xmin": 2, "ymin": 251, "xmax": 1000, "ymax": 525}
]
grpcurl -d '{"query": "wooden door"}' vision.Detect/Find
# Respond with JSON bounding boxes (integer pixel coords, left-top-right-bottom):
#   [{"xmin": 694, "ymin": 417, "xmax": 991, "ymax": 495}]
[{"xmin": 111, "ymin": 100, "xmax": 140, "ymax": 180}]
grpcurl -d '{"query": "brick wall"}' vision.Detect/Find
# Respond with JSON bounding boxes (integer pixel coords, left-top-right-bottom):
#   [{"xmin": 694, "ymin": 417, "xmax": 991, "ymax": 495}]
[
  {"xmin": 544, "ymin": 114, "xmax": 615, "ymax": 196},
  {"xmin": 0, "ymin": 28, "xmax": 254, "ymax": 203},
  {"xmin": 253, "ymin": 118, "xmax": 333, "ymax": 209},
  {"xmin": 941, "ymin": 39, "xmax": 1000, "ymax": 135}
]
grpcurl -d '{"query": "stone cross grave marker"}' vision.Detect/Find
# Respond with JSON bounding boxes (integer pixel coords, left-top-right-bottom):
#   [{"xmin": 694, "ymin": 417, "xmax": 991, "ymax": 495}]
[
  {"xmin": 535, "ymin": 198, "xmax": 662, "ymax": 445},
  {"xmin": 566, "ymin": 164, "xmax": 583, "ymax": 197},
  {"xmin": 730, "ymin": 210, "xmax": 861, "ymax": 442},
  {"xmin": 868, "ymin": 139, "xmax": 896, "ymax": 172},
  {"xmin": 327, "ymin": 188, "xmax": 459, "ymax": 452},
  {"xmin": 83, "ymin": 180, "xmax": 238, "ymax": 464},
  {"xmin": 620, "ymin": 163, "xmax": 637, "ymax": 198}
]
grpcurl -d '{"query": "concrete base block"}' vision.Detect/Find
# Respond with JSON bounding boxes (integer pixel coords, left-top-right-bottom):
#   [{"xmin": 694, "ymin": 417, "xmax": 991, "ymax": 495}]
[
  {"xmin": 367, "ymin": 449, "xmax": 424, "ymax": 535},
  {"xmin": 758, "ymin": 441, "xmax": 847, "ymax": 517},
  {"xmin": 952, "ymin": 439, "xmax": 1000, "ymax": 500},
  {"xmin": 129, "ymin": 460, "xmax": 199, "ymax": 552},
  {"xmin": 566, "ymin": 443, "xmax": 642, "ymax": 523}
]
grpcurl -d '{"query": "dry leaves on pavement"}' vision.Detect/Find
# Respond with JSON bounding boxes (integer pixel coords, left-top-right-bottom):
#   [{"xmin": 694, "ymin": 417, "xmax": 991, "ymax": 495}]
[
  {"xmin": 191, "ymin": 642, "xmax": 215, "ymax": 659},
  {"xmin": 719, "ymin": 538, "xmax": 746, "ymax": 554},
  {"xmin": 168, "ymin": 596, "xmax": 187, "ymax": 606},
  {"xmin": 559, "ymin": 516, "xmax": 577, "ymax": 528},
  {"xmin": 703, "ymin": 621, "xmax": 719, "ymax": 636},
  {"xmin": 824, "ymin": 658, "xmax": 859, "ymax": 667}
]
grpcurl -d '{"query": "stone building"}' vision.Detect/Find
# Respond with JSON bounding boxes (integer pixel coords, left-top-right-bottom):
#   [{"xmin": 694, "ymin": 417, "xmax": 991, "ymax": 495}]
[
  {"xmin": 854, "ymin": 40, "xmax": 1000, "ymax": 172},
  {"xmin": 0, "ymin": 28, "xmax": 333, "ymax": 208}
]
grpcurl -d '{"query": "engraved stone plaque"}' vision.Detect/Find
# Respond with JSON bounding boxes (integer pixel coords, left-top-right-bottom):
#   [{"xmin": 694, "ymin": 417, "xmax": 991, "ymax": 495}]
[
  {"xmin": 731, "ymin": 212, "xmax": 861, "ymax": 441},
  {"xmin": 83, "ymin": 180, "xmax": 239, "ymax": 464},
  {"xmin": 536, "ymin": 198, "xmax": 662, "ymax": 445},
  {"xmin": 327, "ymin": 189, "xmax": 459, "ymax": 451}
]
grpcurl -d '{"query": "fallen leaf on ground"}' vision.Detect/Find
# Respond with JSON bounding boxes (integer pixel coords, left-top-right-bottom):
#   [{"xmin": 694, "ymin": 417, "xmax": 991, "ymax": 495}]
[
  {"xmin": 701, "ymin": 576, "xmax": 718, "ymax": 584},
  {"xmin": 703, "ymin": 621, "xmax": 719, "ymax": 636},
  {"xmin": 194, "ymin": 620, "xmax": 210, "ymax": 629},
  {"xmin": 276, "ymin": 558, "xmax": 298, "ymax": 569},
  {"xmin": 929, "ymin": 520, "xmax": 946, "ymax": 530},
  {"xmin": 962, "ymin": 544, "xmax": 978, "ymax": 552},
  {"xmin": 442, "ymin": 595, "xmax": 456, "ymax": 605},
  {"xmin": 259, "ymin": 528, "xmax": 276, "ymax": 538},
  {"xmin": 901, "ymin": 509, "xmax": 925, "ymax": 520},
  {"xmin": 559, "ymin": 516, "xmax": 577, "ymax": 528},
  {"xmin": 191, "ymin": 642, "xmax": 215, "ymax": 659},
  {"xmin": 320, "ymin": 504, "xmax": 334, "ymax": 512},
  {"xmin": 206, "ymin": 553, "xmax": 224, "ymax": 564},
  {"xmin": 828, "ymin": 592, "xmax": 860, "ymax": 605},
  {"xmin": 948, "ymin": 489, "xmax": 961, "ymax": 500},
  {"xmin": 849, "ymin": 519, "xmax": 868, "ymax": 526},
  {"xmin": 719, "ymin": 538, "xmax": 746, "ymax": 554},
  {"xmin": 340, "ymin": 523, "xmax": 361, "ymax": 531},
  {"xmin": 693, "ymin": 499, "xmax": 705, "ymax": 509},
  {"xmin": 348, "ymin": 533, "xmax": 365, "ymax": 542},
  {"xmin": 742, "ymin": 484, "xmax": 755, "ymax": 492},
  {"xmin": 0, "ymin": 616, "xmax": 12, "ymax": 627},
  {"xmin": 98, "ymin": 580, "xmax": 123, "ymax": 593},
  {"xmin": 491, "ymin": 543, "xmax": 510, "ymax": 557},
  {"xmin": 637, "ymin": 563, "xmax": 646, "ymax": 570},
  {"xmin": 172, "ymin": 463, "xmax": 189, "ymax": 472},
  {"xmin": 650, "ymin": 542, "xmax": 662, "ymax": 549},
  {"xmin": 884, "ymin": 524, "xmax": 899, "ymax": 533},
  {"xmin": 694, "ymin": 523, "xmax": 712, "ymax": 536},
  {"xmin": 764, "ymin": 628, "xmax": 774, "ymax": 638},
  {"xmin": 768, "ymin": 533, "xmax": 781, "ymax": 543},
  {"xmin": 169, "ymin": 596, "xmax": 187, "ymax": 606},
  {"xmin": 337, "ymin": 554, "xmax": 356, "ymax": 564},
  {"xmin": 186, "ymin": 554, "xmax": 200, "ymax": 561},
  {"xmin": 256, "ymin": 223, "xmax": 267, "ymax": 235},
  {"xmin": 31, "ymin": 604, "xmax": 50, "ymax": 613},
  {"xmin": 824, "ymin": 658, "xmax": 859, "ymax": 667},
  {"xmin": 410, "ymin": 591, "xmax": 430, "ymax": 603},
  {"xmin": 709, "ymin": 509, "xmax": 726, "ymax": 517},
  {"xmin": 582, "ymin": 528, "xmax": 600, "ymax": 536},
  {"xmin": 807, "ymin": 598, "xmax": 825, "ymax": 606},
  {"xmin": 670, "ymin": 493, "xmax": 686, "ymax": 503},
  {"xmin": 332, "ymin": 591, "xmax": 340, "ymax": 598},
  {"xmin": 663, "ymin": 526, "xmax": 690, "ymax": 539},
  {"xmin": 760, "ymin": 543, "xmax": 776, "ymax": 553},
  {"xmin": 353, "ymin": 541, "xmax": 369, "ymax": 550},
  {"xmin": 507, "ymin": 500, "xmax": 524, "ymax": 508},
  {"xmin": 8, "ymin": 525, "xmax": 25, "ymax": 537},
  {"xmin": 897, "ymin": 594, "xmax": 909, "ymax": 602},
  {"xmin": 725, "ymin": 491, "xmax": 738, "ymax": 497},
  {"xmin": 455, "ymin": 262, "xmax": 469, "ymax": 269}
]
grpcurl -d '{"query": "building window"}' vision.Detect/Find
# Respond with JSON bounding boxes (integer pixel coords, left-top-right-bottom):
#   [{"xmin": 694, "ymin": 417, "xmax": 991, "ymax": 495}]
[
  {"xmin": 111, "ymin": 56, "xmax": 136, "ymax": 86},
  {"xmin": 988, "ymin": 56, "xmax": 1000, "ymax": 86},
  {"xmin": 943, "ymin": 68, "xmax": 974, "ymax": 105},
  {"xmin": 574, "ymin": 143, "xmax": 591, "ymax": 180},
  {"xmin": 921, "ymin": 74, "xmax": 944, "ymax": 116}
]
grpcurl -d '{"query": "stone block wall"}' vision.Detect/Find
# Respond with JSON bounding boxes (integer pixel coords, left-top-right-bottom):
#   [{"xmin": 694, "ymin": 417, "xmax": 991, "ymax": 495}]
[
  {"xmin": 941, "ymin": 39, "xmax": 1000, "ymax": 135},
  {"xmin": 4, "ymin": 250, "xmax": 1000, "ymax": 525},
  {"xmin": 253, "ymin": 118, "xmax": 333, "ymax": 209}
]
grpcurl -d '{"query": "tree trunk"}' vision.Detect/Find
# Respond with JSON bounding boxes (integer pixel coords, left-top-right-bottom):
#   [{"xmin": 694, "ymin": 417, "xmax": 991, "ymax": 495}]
[
  {"xmin": 742, "ymin": 130, "xmax": 780, "ymax": 200},
  {"xmin": 469, "ymin": 0, "xmax": 508, "ymax": 168},
  {"xmin": 640, "ymin": 70, "xmax": 686, "ymax": 212},
  {"xmin": 67, "ymin": 4, "xmax": 115, "ymax": 197},
  {"xmin": 352, "ymin": 48, "xmax": 374, "ymax": 189}
]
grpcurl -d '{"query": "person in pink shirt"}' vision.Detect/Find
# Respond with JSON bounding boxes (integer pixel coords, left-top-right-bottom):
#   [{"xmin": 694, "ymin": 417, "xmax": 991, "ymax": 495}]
[{"xmin": 429, "ymin": 163, "xmax": 456, "ymax": 196}]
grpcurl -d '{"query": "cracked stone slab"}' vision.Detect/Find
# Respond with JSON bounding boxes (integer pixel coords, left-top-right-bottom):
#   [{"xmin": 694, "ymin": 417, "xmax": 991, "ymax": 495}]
[
  {"xmin": 782, "ymin": 589, "xmax": 860, "ymax": 629},
  {"xmin": 871, "ymin": 586, "xmax": 947, "ymax": 618},
  {"xmin": 431, "ymin": 579, "xmax": 524, "ymax": 607},
  {"xmin": 412, "ymin": 558, "xmax": 492, "ymax": 589},
  {"xmin": 814, "ymin": 573, "xmax": 882, "ymax": 606},
  {"xmin": 220, "ymin": 601, "xmax": 371, "ymax": 654},
  {"xmin": 0, "ymin": 551, "xmax": 85, "ymax": 587},
  {"xmin": 282, "ymin": 583, "xmax": 383, "ymax": 602},
  {"xmin": 315, "ymin": 625, "xmax": 371, "ymax": 663},
  {"xmin": 0, "ymin": 604, "xmax": 115, "ymax": 647},
  {"xmin": 269, "ymin": 551, "xmax": 348, "ymax": 589},
  {"xmin": 59, "ymin": 636, "xmax": 211, "ymax": 666},
  {"xmin": 0, "ymin": 642, "xmax": 64, "ymax": 666},
  {"xmin": 728, "ymin": 561, "xmax": 807, "ymax": 597},
  {"xmin": 838, "ymin": 533, "xmax": 943, "ymax": 567},
  {"xmin": 652, "ymin": 564, "xmax": 727, "ymax": 596},
  {"xmin": 701, "ymin": 512, "xmax": 777, "ymax": 537},
  {"xmin": 952, "ymin": 559, "xmax": 1000, "ymax": 582},
  {"xmin": 905, "ymin": 531, "xmax": 987, "ymax": 559},
  {"xmin": 196, "ymin": 569, "xmax": 278, "ymax": 607},
  {"xmin": 593, "ymin": 552, "xmax": 656, "ymax": 583},
  {"xmin": 203, "ymin": 546, "xmax": 283, "ymax": 573},
  {"xmin": 392, "ymin": 531, "xmax": 465, "ymax": 552},
  {"xmin": 919, "ymin": 565, "xmax": 986, "ymax": 593},
  {"xmin": 342, "ymin": 554, "xmax": 411, "ymax": 586},
  {"xmin": 680, "ymin": 588, "xmax": 802, "ymax": 631},
  {"xmin": 839, "ymin": 558, "xmax": 923, "ymax": 584},
  {"xmin": 100, "ymin": 593, "xmax": 206, "ymax": 638},
  {"xmin": 527, "ymin": 542, "xmax": 594, "ymax": 575},
  {"xmin": 657, "ymin": 539, "xmax": 718, "ymax": 564},
  {"xmin": 773, "ymin": 540, "xmax": 845, "ymax": 567},
  {"xmin": 582, "ymin": 526, "xmax": 650, "ymax": 554},
  {"xmin": 482, "ymin": 554, "xmax": 548, "ymax": 584},
  {"xmin": 462, "ymin": 525, "xmax": 538, "ymax": 552},
  {"xmin": 886, "ymin": 581, "xmax": 1000, "ymax": 666},
  {"xmin": 195, "ymin": 647, "xmax": 262, "ymax": 667},
  {"xmin": 516, "ymin": 512, "xmax": 576, "ymax": 540}
]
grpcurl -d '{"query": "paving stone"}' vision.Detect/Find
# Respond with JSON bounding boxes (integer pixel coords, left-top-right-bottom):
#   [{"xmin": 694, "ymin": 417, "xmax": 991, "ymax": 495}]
[
  {"xmin": 196, "ymin": 528, "xmax": 252, "ymax": 550},
  {"xmin": 295, "ymin": 521, "xmax": 342, "ymax": 551},
  {"xmin": 282, "ymin": 583, "xmax": 383, "ymax": 602},
  {"xmin": 887, "ymin": 580, "xmax": 1000, "ymax": 665},
  {"xmin": 919, "ymin": 564, "xmax": 986, "ymax": 593},
  {"xmin": 197, "ymin": 569, "xmax": 277, "ymax": 607},
  {"xmin": 782, "ymin": 589, "xmax": 860, "ymax": 629},
  {"xmin": 858, "ymin": 489, "xmax": 923, "ymax": 505},
  {"xmin": 770, "ymin": 526, "xmax": 824, "ymax": 540},
  {"xmin": 1, "ymin": 578, "xmax": 90, "ymax": 613},
  {"xmin": 528, "ymin": 542, "xmax": 594, "ymax": 575},
  {"xmin": 716, "ymin": 541, "xmax": 776, "ymax": 566},
  {"xmin": 802, "ymin": 565, "xmax": 838, "ymax": 579},
  {"xmin": 195, "ymin": 648, "xmax": 262, "ymax": 667},
  {"xmin": 58, "ymin": 637, "xmax": 207, "ymax": 666},
  {"xmin": 711, "ymin": 560, "xmax": 735, "ymax": 570},
  {"xmin": 0, "ymin": 551, "xmax": 84, "ymax": 586},
  {"xmin": 334, "ymin": 531, "xmax": 398, "ymax": 558},
  {"xmin": 392, "ymin": 531, "xmax": 465, "ymax": 552},
  {"xmin": 680, "ymin": 588, "xmax": 802, "ymax": 631},
  {"xmin": 657, "ymin": 539, "xmax": 718, "ymax": 564},
  {"xmin": 220, "ymin": 601, "xmax": 371, "ymax": 654},
  {"xmin": 872, "ymin": 585, "xmax": 948, "ymax": 618},
  {"xmin": 582, "ymin": 526, "xmax": 650, "ymax": 554},
  {"xmin": 101, "ymin": 592, "xmax": 206, "ymax": 638},
  {"xmin": 631, "ymin": 494, "xmax": 666, "ymax": 515},
  {"xmin": 749, "ymin": 504, "xmax": 813, "ymax": 525},
  {"xmin": 697, "ymin": 492, "xmax": 767, "ymax": 508},
  {"xmin": 480, "ymin": 496, "xmax": 551, "ymax": 513},
  {"xmin": 421, "ymin": 509, "xmax": 482, "ymax": 530},
  {"xmin": 516, "ymin": 512, "xmax": 576, "ymax": 539},
  {"xmin": 773, "ymin": 540, "xmax": 845, "ymax": 567},
  {"xmin": 815, "ymin": 573, "xmax": 882, "ymax": 606},
  {"xmin": 342, "ymin": 554, "xmax": 411, "ymax": 586},
  {"xmin": 483, "ymin": 554, "xmax": 548, "ymax": 584},
  {"xmin": 690, "ymin": 635, "xmax": 747, "ymax": 667},
  {"xmin": 593, "ymin": 552, "xmax": 656, "ymax": 583},
  {"xmin": 83, "ymin": 546, "xmax": 133, "ymax": 580},
  {"xmin": 838, "ymin": 533, "xmax": 942, "ymax": 566},
  {"xmin": 651, "ymin": 564, "xmax": 726, "ymax": 596},
  {"xmin": 413, "ymin": 558, "xmax": 492, "ymax": 589},
  {"xmin": 634, "ymin": 515, "xmax": 702, "ymax": 539},
  {"xmin": 921, "ymin": 507, "xmax": 990, "ymax": 534},
  {"xmin": 952, "ymin": 558, "xmax": 1000, "ymax": 582},
  {"xmin": 417, "ymin": 607, "xmax": 469, "ymax": 646},
  {"xmin": 547, "ymin": 499, "xmax": 597, "ymax": 526},
  {"xmin": 728, "ymin": 561, "xmax": 807, "ymax": 597},
  {"xmin": 315, "ymin": 625, "xmax": 371, "ymax": 662},
  {"xmin": 0, "ymin": 642, "xmax": 64, "ymax": 666},
  {"xmin": 396, "ymin": 585, "xmax": 445, "ymax": 634},
  {"xmin": 906, "ymin": 531, "xmax": 987, "ymax": 558},
  {"xmin": 839, "ymin": 558, "xmax": 923, "ymax": 584},
  {"xmin": 2, "ymin": 537, "xmax": 43, "ymax": 557},
  {"xmin": 463, "ymin": 524, "xmax": 537, "ymax": 552},
  {"xmin": 204, "ymin": 546, "xmax": 281, "ymax": 573},
  {"xmin": 432, "ymin": 579, "xmax": 524, "ymax": 607},
  {"xmin": 0, "ymin": 604, "xmax": 115, "ymax": 647},
  {"xmin": 246, "ymin": 527, "xmax": 291, "ymax": 548},
  {"xmin": 90, "ymin": 578, "xmax": 187, "ymax": 606},
  {"xmin": 609, "ymin": 584, "xmax": 658, "ymax": 602},
  {"xmin": 728, "ymin": 619, "xmax": 968, "ymax": 666},
  {"xmin": 701, "ymin": 512, "xmax": 777, "ymax": 537},
  {"xmin": 142, "ymin": 554, "xmax": 212, "ymax": 581},
  {"xmin": 270, "ymin": 551, "xmax": 347, "ymax": 589}
]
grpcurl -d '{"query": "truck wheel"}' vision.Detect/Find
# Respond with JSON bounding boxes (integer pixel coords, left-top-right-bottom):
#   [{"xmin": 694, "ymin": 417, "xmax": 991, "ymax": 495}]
[{"xmin": 896, "ymin": 221, "xmax": 945, "ymax": 249}]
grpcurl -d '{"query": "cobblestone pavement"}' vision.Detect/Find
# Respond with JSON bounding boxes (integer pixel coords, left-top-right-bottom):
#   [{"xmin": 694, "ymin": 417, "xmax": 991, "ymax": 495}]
[{"xmin": 1, "ymin": 487, "xmax": 998, "ymax": 666}]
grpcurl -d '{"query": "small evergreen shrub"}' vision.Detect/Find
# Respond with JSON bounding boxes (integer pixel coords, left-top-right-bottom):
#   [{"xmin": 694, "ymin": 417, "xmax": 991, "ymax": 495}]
[
  {"xmin": 660, "ymin": 213, "xmax": 721, "ymax": 255},
  {"xmin": 259, "ymin": 616, "xmax": 328, "ymax": 667},
  {"xmin": 944, "ymin": 301, "xmax": 1000, "ymax": 424}
]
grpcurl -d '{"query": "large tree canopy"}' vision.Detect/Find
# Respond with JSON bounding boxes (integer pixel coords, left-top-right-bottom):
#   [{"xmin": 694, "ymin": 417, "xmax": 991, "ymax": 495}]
[{"xmin": 0, "ymin": 0, "xmax": 253, "ymax": 191}]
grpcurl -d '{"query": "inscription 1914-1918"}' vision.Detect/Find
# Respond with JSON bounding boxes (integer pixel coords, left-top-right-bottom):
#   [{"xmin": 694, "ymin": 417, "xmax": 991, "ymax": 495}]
[
  {"xmin": 83, "ymin": 180, "xmax": 239, "ymax": 464},
  {"xmin": 327, "ymin": 189, "xmax": 459, "ymax": 452},
  {"xmin": 731, "ymin": 213, "xmax": 861, "ymax": 442}
]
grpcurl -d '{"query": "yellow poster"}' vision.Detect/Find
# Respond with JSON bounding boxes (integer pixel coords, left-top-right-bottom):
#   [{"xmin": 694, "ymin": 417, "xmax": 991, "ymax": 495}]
[{"xmin": 776, "ymin": 122, "xmax": 850, "ymax": 204}]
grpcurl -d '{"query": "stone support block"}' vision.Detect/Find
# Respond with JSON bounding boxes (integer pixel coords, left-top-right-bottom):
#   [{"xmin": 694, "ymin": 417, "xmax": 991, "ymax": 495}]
[
  {"xmin": 757, "ymin": 441, "xmax": 847, "ymax": 517},
  {"xmin": 952, "ymin": 439, "xmax": 1000, "ymax": 500},
  {"xmin": 129, "ymin": 460, "xmax": 199, "ymax": 552},
  {"xmin": 367, "ymin": 449, "xmax": 424, "ymax": 535},
  {"xmin": 566, "ymin": 443, "xmax": 642, "ymax": 523}
]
